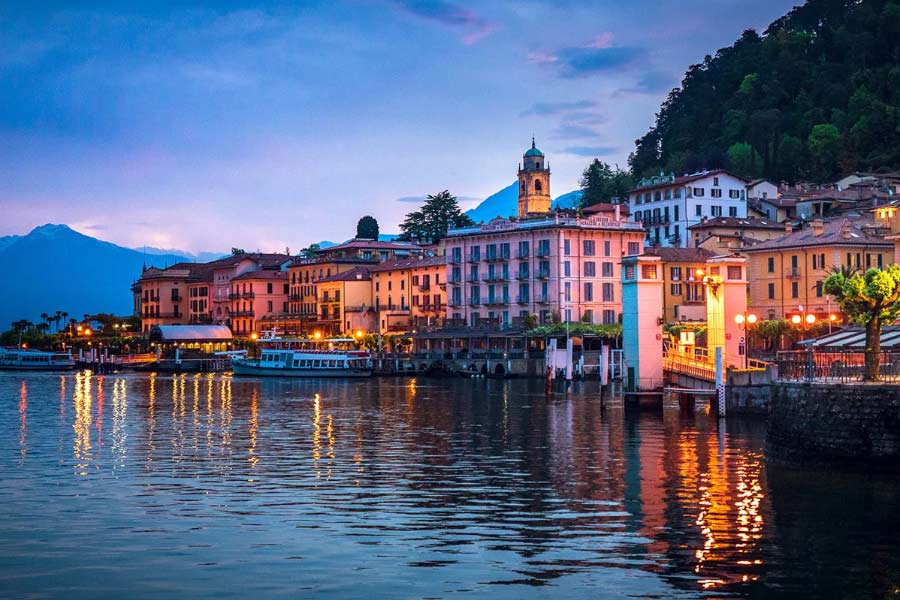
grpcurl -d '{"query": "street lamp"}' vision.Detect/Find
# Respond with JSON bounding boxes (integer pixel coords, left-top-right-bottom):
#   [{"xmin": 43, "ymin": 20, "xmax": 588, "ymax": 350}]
[{"xmin": 734, "ymin": 312, "xmax": 758, "ymax": 369}]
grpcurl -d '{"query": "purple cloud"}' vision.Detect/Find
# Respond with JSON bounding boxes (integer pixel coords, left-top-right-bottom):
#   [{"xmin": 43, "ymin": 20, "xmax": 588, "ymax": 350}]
[
  {"xmin": 529, "ymin": 33, "xmax": 641, "ymax": 78},
  {"xmin": 390, "ymin": 0, "xmax": 499, "ymax": 44}
]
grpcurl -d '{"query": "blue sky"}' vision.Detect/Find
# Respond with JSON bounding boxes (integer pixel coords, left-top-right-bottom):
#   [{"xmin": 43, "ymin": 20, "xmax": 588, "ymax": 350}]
[{"xmin": 0, "ymin": 0, "xmax": 797, "ymax": 252}]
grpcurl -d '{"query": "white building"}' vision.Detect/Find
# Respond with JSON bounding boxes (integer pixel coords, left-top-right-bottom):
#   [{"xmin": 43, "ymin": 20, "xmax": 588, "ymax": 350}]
[{"xmin": 626, "ymin": 169, "xmax": 751, "ymax": 248}]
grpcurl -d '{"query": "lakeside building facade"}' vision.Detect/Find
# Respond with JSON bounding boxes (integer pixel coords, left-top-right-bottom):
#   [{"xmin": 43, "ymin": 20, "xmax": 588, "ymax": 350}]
[
  {"xmin": 642, "ymin": 247, "xmax": 715, "ymax": 323},
  {"xmin": 444, "ymin": 142, "xmax": 646, "ymax": 327},
  {"xmin": 627, "ymin": 170, "xmax": 751, "ymax": 248},
  {"xmin": 370, "ymin": 256, "xmax": 446, "ymax": 333},
  {"xmin": 136, "ymin": 252, "xmax": 290, "ymax": 334},
  {"xmin": 745, "ymin": 219, "xmax": 893, "ymax": 320},
  {"xmin": 228, "ymin": 270, "xmax": 289, "ymax": 336},
  {"xmin": 687, "ymin": 216, "xmax": 785, "ymax": 251}
]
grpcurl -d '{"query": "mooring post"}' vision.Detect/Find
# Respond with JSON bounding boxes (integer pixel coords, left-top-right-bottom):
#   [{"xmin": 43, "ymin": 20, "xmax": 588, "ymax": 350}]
[{"xmin": 715, "ymin": 346, "xmax": 725, "ymax": 418}]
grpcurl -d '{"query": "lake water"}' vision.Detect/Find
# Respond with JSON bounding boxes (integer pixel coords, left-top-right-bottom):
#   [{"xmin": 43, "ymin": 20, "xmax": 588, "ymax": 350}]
[{"xmin": 1, "ymin": 372, "xmax": 898, "ymax": 599}]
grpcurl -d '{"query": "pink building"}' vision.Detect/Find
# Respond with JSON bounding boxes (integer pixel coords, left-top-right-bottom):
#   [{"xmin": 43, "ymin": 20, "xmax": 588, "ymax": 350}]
[{"xmin": 443, "ymin": 142, "xmax": 646, "ymax": 327}]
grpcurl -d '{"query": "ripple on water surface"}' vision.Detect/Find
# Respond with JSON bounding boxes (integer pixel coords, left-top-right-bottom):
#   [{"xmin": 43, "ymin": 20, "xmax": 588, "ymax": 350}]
[{"xmin": 1, "ymin": 372, "xmax": 899, "ymax": 599}]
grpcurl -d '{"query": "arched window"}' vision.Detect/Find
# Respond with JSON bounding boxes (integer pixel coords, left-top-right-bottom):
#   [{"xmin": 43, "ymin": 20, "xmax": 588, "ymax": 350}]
[
  {"xmin": 535, "ymin": 179, "xmax": 543, "ymax": 192},
  {"xmin": 521, "ymin": 180, "xmax": 526, "ymax": 192}
]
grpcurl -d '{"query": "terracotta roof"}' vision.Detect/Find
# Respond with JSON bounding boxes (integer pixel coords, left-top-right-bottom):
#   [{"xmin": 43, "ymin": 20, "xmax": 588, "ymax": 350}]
[
  {"xmin": 369, "ymin": 256, "xmax": 446, "ymax": 273},
  {"xmin": 629, "ymin": 169, "xmax": 748, "ymax": 193},
  {"xmin": 582, "ymin": 202, "xmax": 630, "ymax": 215},
  {"xmin": 744, "ymin": 218, "xmax": 892, "ymax": 252},
  {"xmin": 317, "ymin": 239, "xmax": 422, "ymax": 253},
  {"xmin": 688, "ymin": 217, "xmax": 784, "ymax": 231},
  {"xmin": 642, "ymin": 247, "xmax": 716, "ymax": 262},
  {"xmin": 231, "ymin": 270, "xmax": 287, "ymax": 281},
  {"xmin": 316, "ymin": 266, "xmax": 372, "ymax": 283}
]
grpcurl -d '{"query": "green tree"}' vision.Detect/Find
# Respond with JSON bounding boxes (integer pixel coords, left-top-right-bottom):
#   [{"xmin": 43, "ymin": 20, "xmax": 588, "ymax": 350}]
[
  {"xmin": 727, "ymin": 142, "xmax": 763, "ymax": 178},
  {"xmin": 807, "ymin": 124, "xmax": 841, "ymax": 179},
  {"xmin": 398, "ymin": 190, "xmax": 473, "ymax": 242},
  {"xmin": 824, "ymin": 265, "xmax": 900, "ymax": 381},
  {"xmin": 298, "ymin": 243, "xmax": 321, "ymax": 259},
  {"xmin": 356, "ymin": 215, "xmax": 380, "ymax": 240},
  {"xmin": 230, "ymin": 247, "xmax": 246, "ymax": 255},
  {"xmin": 578, "ymin": 159, "xmax": 633, "ymax": 207}
]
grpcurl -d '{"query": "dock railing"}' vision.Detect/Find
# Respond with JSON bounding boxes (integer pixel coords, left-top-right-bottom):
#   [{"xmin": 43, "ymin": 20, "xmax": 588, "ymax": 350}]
[{"xmin": 775, "ymin": 349, "xmax": 900, "ymax": 383}]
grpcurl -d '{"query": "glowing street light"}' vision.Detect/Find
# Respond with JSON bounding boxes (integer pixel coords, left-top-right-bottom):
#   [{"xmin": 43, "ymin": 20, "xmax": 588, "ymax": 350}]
[{"xmin": 734, "ymin": 312, "xmax": 758, "ymax": 369}]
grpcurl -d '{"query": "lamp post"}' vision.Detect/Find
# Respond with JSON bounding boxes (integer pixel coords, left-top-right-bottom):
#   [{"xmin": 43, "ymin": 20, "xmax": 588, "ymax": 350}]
[{"xmin": 734, "ymin": 312, "xmax": 758, "ymax": 369}]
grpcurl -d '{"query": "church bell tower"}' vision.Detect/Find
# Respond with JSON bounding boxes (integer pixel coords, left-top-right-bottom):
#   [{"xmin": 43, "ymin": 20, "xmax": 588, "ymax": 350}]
[{"xmin": 517, "ymin": 138, "xmax": 551, "ymax": 218}]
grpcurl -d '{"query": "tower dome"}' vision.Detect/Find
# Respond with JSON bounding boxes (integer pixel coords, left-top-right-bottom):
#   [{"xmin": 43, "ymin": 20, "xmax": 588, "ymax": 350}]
[{"xmin": 524, "ymin": 138, "xmax": 544, "ymax": 157}]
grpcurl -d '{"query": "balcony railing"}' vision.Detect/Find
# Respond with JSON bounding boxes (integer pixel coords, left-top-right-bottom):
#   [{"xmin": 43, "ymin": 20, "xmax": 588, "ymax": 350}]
[
  {"xmin": 485, "ymin": 297, "xmax": 509, "ymax": 306},
  {"xmin": 344, "ymin": 305, "xmax": 373, "ymax": 313},
  {"xmin": 516, "ymin": 295, "xmax": 530, "ymax": 304},
  {"xmin": 232, "ymin": 310, "xmax": 255, "ymax": 317},
  {"xmin": 535, "ymin": 269, "xmax": 550, "ymax": 279},
  {"xmin": 469, "ymin": 297, "xmax": 481, "ymax": 306},
  {"xmin": 417, "ymin": 282, "xmax": 431, "ymax": 291},
  {"xmin": 419, "ymin": 303, "xmax": 443, "ymax": 312},
  {"xmin": 170, "ymin": 294, "xmax": 182, "ymax": 302},
  {"xmin": 536, "ymin": 295, "xmax": 551, "ymax": 303},
  {"xmin": 467, "ymin": 254, "xmax": 481, "ymax": 263},
  {"xmin": 228, "ymin": 293, "xmax": 241, "ymax": 299},
  {"xmin": 483, "ymin": 273, "xmax": 508, "ymax": 282},
  {"xmin": 156, "ymin": 312, "xmax": 183, "ymax": 319},
  {"xmin": 241, "ymin": 292, "xmax": 255, "ymax": 299},
  {"xmin": 515, "ymin": 271, "xmax": 530, "ymax": 280},
  {"xmin": 516, "ymin": 250, "xmax": 530, "ymax": 259},
  {"xmin": 449, "ymin": 255, "xmax": 462, "ymax": 264},
  {"xmin": 786, "ymin": 268, "xmax": 801, "ymax": 279},
  {"xmin": 189, "ymin": 315, "xmax": 213, "ymax": 323},
  {"xmin": 289, "ymin": 293, "xmax": 302, "ymax": 301},
  {"xmin": 536, "ymin": 249, "xmax": 551, "ymax": 257}
]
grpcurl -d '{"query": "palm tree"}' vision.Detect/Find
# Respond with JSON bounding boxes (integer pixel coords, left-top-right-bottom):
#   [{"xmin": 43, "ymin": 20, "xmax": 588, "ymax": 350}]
[
  {"xmin": 53, "ymin": 311, "xmax": 63, "ymax": 333},
  {"xmin": 39, "ymin": 313, "xmax": 49, "ymax": 330}
]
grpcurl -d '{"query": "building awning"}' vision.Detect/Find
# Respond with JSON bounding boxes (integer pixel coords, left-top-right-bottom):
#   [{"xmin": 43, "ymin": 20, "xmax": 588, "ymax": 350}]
[
  {"xmin": 805, "ymin": 326, "xmax": 900, "ymax": 351},
  {"xmin": 149, "ymin": 325, "xmax": 233, "ymax": 343}
]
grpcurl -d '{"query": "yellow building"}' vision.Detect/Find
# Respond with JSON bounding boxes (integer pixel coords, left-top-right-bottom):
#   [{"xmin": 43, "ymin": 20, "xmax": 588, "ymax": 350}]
[
  {"xmin": 642, "ymin": 247, "xmax": 715, "ymax": 323},
  {"xmin": 314, "ymin": 267, "xmax": 376, "ymax": 336},
  {"xmin": 744, "ymin": 219, "xmax": 893, "ymax": 320},
  {"xmin": 370, "ymin": 256, "xmax": 446, "ymax": 333}
]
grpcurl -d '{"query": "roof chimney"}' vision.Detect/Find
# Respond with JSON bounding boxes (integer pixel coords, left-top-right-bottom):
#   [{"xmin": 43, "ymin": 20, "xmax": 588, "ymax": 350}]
[
  {"xmin": 784, "ymin": 222, "xmax": 793, "ymax": 235},
  {"xmin": 841, "ymin": 222, "xmax": 853, "ymax": 239},
  {"xmin": 811, "ymin": 219, "xmax": 824, "ymax": 236}
]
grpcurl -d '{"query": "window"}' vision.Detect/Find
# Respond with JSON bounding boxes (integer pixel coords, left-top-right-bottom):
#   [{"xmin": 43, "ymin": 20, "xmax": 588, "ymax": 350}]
[
  {"xmin": 267, "ymin": 283, "xmax": 273, "ymax": 294},
  {"xmin": 584, "ymin": 261, "xmax": 596, "ymax": 277},
  {"xmin": 879, "ymin": 254, "xmax": 884, "ymax": 268},
  {"xmin": 671, "ymin": 266, "xmax": 682, "ymax": 281},
  {"xmin": 604, "ymin": 240, "xmax": 611, "ymax": 256},
  {"xmin": 584, "ymin": 282, "xmax": 593, "ymax": 301},
  {"xmin": 674, "ymin": 188, "xmax": 682, "ymax": 199},
  {"xmin": 791, "ymin": 255, "xmax": 798, "ymax": 269},
  {"xmin": 729, "ymin": 206, "xmax": 738, "ymax": 217},
  {"xmin": 711, "ymin": 188, "xmax": 722, "ymax": 198},
  {"xmin": 791, "ymin": 281, "xmax": 798, "ymax": 298},
  {"xmin": 641, "ymin": 264, "xmax": 657, "ymax": 280},
  {"xmin": 711, "ymin": 205, "xmax": 722, "ymax": 217},
  {"xmin": 729, "ymin": 190, "xmax": 740, "ymax": 199},
  {"xmin": 671, "ymin": 283, "xmax": 683, "ymax": 295},
  {"xmin": 583, "ymin": 240, "xmax": 595, "ymax": 256},
  {"xmin": 564, "ymin": 239, "xmax": 571, "ymax": 256},
  {"xmin": 693, "ymin": 187, "xmax": 705, "ymax": 197},
  {"xmin": 713, "ymin": 176, "xmax": 719, "ymax": 186},
  {"xmin": 563, "ymin": 261, "xmax": 571, "ymax": 277},
  {"xmin": 602, "ymin": 310, "xmax": 616, "ymax": 324},
  {"xmin": 767, "ymin": 257, "xmax": 775, "ymax": 273},
  {"xmin": 695, "ymin": 205, "xmax": 702, "ymax": 217},
  {"xmin": 727, "ymin": 266, "xmax": 742, "ymax": 280},
  {"xmin": 564, "ymin": 282, "xmax": 571, "ymax": 302},
  {"xmin": 674, "ymin": 205, "xmax": 680, "ymax": 221},
  {"xmin": 602, "ymin": 283, "xmax": 614, "ymax": 302},
  {"xmin": 816, "ymin": 281, "xmax": 823, "ymax": 297},
  {"xmin": 535, "ymin": 179, "xmax": 542, "ymax": 191},
  {"xmin": 602, "ymin": 262, "xmax": 614, "ymax": 277},
  {"xmin": 627, "ymin": 242, "xmax": 641, "ymax": 255}
]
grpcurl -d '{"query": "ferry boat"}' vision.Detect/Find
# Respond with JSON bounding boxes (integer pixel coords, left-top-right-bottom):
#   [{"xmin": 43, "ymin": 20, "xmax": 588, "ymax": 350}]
[
  {"xmin": 0, "ymin": 347, "xmax": 76, "ymax": 371},
  {"xmin": 231, "ymin": 332, "xmax": 372, "ymax": 378}
]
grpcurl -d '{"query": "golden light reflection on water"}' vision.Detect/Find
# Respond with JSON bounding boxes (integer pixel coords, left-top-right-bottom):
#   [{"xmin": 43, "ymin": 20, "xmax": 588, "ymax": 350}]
[
  {"xmin": 73, "ymin": 370, "xmax": 93, "ymax": 475},
  {"xmin": 680, "ymin": 427, "xmax": 766, "ymax": 590},
  {"xmin": 248, "ymin": 386, "xmax": 259, "ymax": 472},
  {"xmin": 220, "ymin": 376, "xmax": 233, "ymax": 457},
  {"xmin": 18, "ymin": 380, "xmax": 27, "ymax": 463},
  {"xmin": 147, "ymin": 373, "xmax": 156, "ymax": 465},
  {"xmin": 111, "ymin": 378, "xmax": 127, "ymax": 469},
  {"xmin": 312, "ymin": 393, "xmax": 321, "ymax": 478}
]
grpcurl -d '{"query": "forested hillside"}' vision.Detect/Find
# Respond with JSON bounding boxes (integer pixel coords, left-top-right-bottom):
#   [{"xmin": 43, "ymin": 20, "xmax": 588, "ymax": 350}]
[{"xmin": 629, "ymin": 0, "xmax": 900, "ymax": 183}]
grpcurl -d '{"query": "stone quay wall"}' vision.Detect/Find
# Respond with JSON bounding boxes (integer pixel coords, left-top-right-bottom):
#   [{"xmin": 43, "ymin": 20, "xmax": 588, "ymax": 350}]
[{"xmin": 768, "ymin": 382, "xmax": 900, "ymax": 466}]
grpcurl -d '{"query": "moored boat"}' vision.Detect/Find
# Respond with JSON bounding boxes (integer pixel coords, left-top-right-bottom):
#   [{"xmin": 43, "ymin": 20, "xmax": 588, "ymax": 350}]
[
  {"xmin": 231, "ymin": 332, "xmax": 372, "ymax": 378},
  {"xmin": 0, "ymin": 347, "xmax": 76, "ymax": 371}
]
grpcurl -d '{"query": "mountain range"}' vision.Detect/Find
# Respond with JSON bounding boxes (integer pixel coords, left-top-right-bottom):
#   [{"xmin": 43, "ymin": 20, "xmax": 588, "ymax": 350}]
[
  {"xmin": 464, "ymin": 182, "xmax": 582, "ymax": 223},
  {"xmin": 0, "ymin": 225, "xmax": 202, "ymax": 329}
]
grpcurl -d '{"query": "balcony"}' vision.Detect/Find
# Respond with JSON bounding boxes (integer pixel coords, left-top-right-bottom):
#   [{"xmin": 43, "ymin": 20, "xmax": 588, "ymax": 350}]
[
  {"xmin": 467, "ymin": 254, "xmax": 481, "ymax": 263},
  {"xmin": 516, "ymin": 295, "xmax": 530, "ymax": 304},
  {"xmin": 344, "ymin": 305, "xmax": 373, "ymax": 313},
  {"xmin": 786, "ymin": 268, "xmax": 801, "ymax": 279},
  {"xmin": 535, "ymin": 269, "xmax": 551, "ymax": 279},
  {"xmin": 449, "ymin": 276, "xmax": 463, "ymax": 284},
  {"xmin": 387, "ymin": 323, "xmax": 410, "ymax": 332},
  {"xmin": 485, "ymin": 297, "xmax": 509, "ymax": 306},
  {"xmin": 417, "ymin": 282, "xmax": 431, "ymax": 291},
  {"xmin": 289, "ymin": 293, "xmax": 302, "ymax": 301},
  {"xmin": 516, "ymin": 250, "xmax": 530, "ymax": 259},
  {"xmin": 228, "ymin": 292, "xmax": 241, "ymax": 300},
  {"xmin": 484, "ymin": 253, "xmax": 508, "ymax": 262},
  {"xmin": 483, "ymin": 273, "xmax": 508, "ymax": 282},
  {"xmin": 241, "ymin": 292, "xmax": 255, "ymax": 299},
  {"xmin": 420, "ymin": 303, "xmax": 443, "ymax": 312},
  {"xmin": 232, "ymin": 310, "xmax": 255, "ymax": 317},
  {"xmin": 156, "ymin": 312, "xmax": 183, "ymax": 319},
  {"xmin": 189, "ymin": 314, "xmax": 213, "ymax": 324},
  {"xmin": 515, "ymin": 271, "xmax": 530, "ymax": 280},
  {"xmin": 170, "ymin": 294, "xmax": 182, "ymax": 302},
  {"xmin": 469, "ymin": 297, "xmax": 482, "ymax": 306},
  {"xmin": 536, "ymin": 249, "xmax": 550, "ymax": 258},
  {"xmin": 449, "ymin": 255, "xmax": 462, "ymax": 264},
  {"xmin": 536, "ymin": 295, "xmax": 551, "ymax": 304}
]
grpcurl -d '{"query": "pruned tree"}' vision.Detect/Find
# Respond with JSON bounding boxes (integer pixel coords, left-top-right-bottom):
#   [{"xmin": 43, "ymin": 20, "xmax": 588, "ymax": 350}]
[{"xmin": 824, "ymin": 265, "xmax": 900, "ymax": 380}]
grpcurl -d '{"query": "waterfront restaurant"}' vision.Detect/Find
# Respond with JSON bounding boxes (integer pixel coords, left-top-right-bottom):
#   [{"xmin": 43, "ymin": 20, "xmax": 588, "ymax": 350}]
[{"xmin": 148, "ymin": 325, "xmax": 233, "ymax": 355}]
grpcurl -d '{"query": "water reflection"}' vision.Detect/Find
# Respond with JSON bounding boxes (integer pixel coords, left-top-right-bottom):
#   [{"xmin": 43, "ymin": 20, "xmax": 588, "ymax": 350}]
[{"xmin": 0, "ymin": 374, "xmax": 897, "ymax": 599}]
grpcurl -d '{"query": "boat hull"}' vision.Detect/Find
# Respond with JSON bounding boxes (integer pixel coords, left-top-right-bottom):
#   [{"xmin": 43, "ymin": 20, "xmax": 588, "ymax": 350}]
[
  {"xmin": 0, "ymin": 364, "xmax": 76, "ymax": 371},
  {"xmin": 232, "ymin": 362, "xmax": 372, "ymax": 378}
]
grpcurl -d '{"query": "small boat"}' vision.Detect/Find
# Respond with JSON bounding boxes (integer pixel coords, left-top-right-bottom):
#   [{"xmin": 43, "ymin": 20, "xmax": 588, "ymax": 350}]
[
  {"xmin": 231, "ymin": 332, "xmax": 372, "ymax": 378},
  {"xmin": 0, "ymin": 347, "xmax": 76, "ymax": 371}
]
